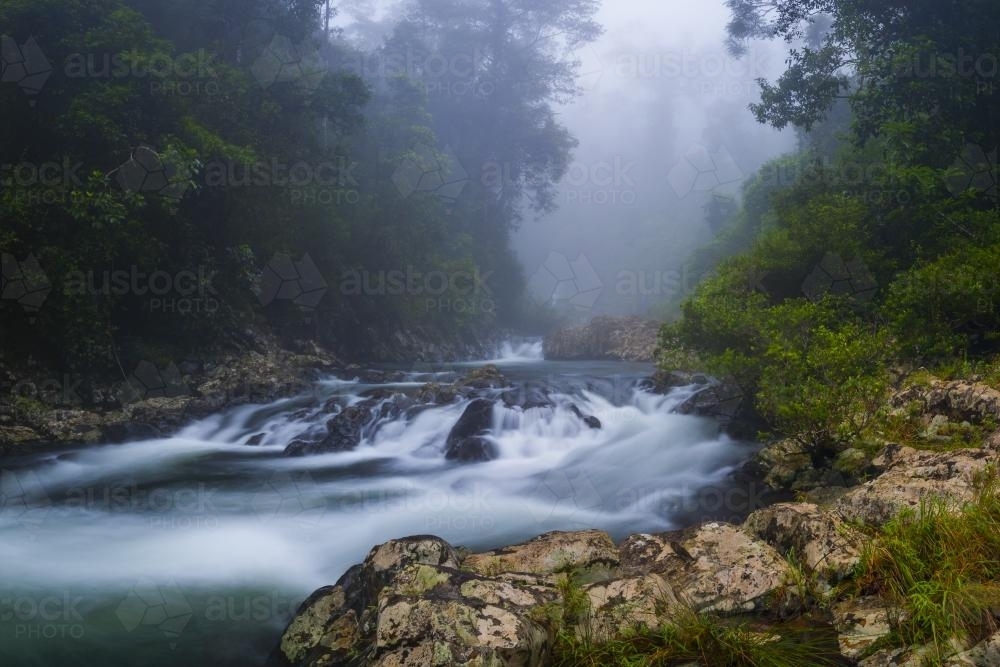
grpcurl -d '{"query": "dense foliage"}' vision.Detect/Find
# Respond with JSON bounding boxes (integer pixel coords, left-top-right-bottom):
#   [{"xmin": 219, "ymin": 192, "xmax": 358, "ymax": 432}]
[
  {"xmin": 662, "ymin": 0, "xmax": 1000, "ymax": 445},
  {"xmin": 0, "ymin": 0, "xmax": 599, "ymax": 372}
]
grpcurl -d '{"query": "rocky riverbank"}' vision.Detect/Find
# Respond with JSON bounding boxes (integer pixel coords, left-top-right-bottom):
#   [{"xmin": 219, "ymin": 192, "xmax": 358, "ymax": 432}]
[
  {"xmin": 271, "ymin": 373, "xmax": 1000, "ymax": 667},
  {"xmin": 0, "ymin": 327, "xmax": 504, "ymax": 457}
]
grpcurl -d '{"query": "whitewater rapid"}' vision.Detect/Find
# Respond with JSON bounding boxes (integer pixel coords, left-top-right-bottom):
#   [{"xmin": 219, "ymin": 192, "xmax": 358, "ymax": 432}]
[{"xmin": 0, "ymin": 347, "xmax": 753, "ymax": 666}]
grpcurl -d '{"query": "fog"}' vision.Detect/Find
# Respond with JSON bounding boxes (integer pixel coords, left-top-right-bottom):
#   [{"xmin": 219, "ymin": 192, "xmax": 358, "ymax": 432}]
[
  {"xmin": 511, "ymin": 0, "xmax": 796, "ymax": 317},
  {"xmin": 338, "ymin": 0, "xmax": 796, "ymax": 320}
]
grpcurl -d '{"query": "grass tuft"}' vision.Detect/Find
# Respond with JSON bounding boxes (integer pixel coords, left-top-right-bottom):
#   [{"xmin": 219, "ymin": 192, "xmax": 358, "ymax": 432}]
[{"xmin": 857, "ymin": 470, "xmax": 1000, "ymax": 664}]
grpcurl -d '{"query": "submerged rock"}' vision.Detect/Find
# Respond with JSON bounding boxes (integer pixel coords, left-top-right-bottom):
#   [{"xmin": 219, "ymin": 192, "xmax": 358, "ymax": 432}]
[{"xmin": 285, "ymin": 393, "xmax": 412, "ymax": 457}]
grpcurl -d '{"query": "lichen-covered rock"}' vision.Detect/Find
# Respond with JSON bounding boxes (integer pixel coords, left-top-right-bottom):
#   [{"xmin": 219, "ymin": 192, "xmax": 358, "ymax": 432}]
[
  {"xmin": 944, "ymin": 630, "xmax": 1000, "ymax": 666},
  {"xmin": 835, "ymin": 444, "xmax": 997, "ymax": 525},
  {"xmin": 280, "ymin": 586, "xmax": 358, "ymax": 666},
  {"xmin": 276, "ymin": 536, "xmax": 464, "ymax": 666},
  {"xmin": 744, "ymin": 502, "xmax": 862, "ymax": 581},
  {"xmin": 457, "ymin": 365, "xmax": 510, "ymax": 390},
  {"xmin": 748, "ymin": 438, "xmax": 850, "ymax": 491},
  {"xmin": 462, "ymin": 530, "xmax": 619, "ymax": 577},
  {"xmin": 618, "ymin": 523, "xmax": 795, "ymax": 614},
  {"xmin": 374, "ymin": 590, "xmax": 550, "ymax": 666},
  {"xmin": 892, "ymin": 378, "xmax": 1000, "ymax": 425},
  {"xmin": 832, "ymin": 596, "xmax": 893, "ymax": 660},
  {"xmin": 583, "ymin": 574, "xmax": 678, "ymax": 641}
]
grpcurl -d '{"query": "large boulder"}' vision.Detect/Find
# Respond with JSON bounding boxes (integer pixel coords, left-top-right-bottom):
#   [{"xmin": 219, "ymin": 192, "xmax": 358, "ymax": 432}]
[
  {"xmin": 582, "ymin": 573, "xmax": 678, "ymax": 642},
  {"xmin": 618, "ymin": 523, "xmax": 796, "ymax": 614},
  {"xmin": 543, "ymin": 316, "xmax": 659, "ymax": 362},
  {"xmin": 444, "ymin": 399, "xmax": 498, "ymax": 462},
  {"xmin": 278, "ymin": 535, "xmax": 461, "ymax": 666},
  {"xmin": 835, "ymin": 444, "xmax": 997, "ymax": 525},
  {"xmin": 275, "ymin": 533, "xmax": 592, "ymax": 667},
  {"xmin": 463, "ymin": 530, "xmax": 620, "ymax": 577},
  {"xmin": 744, "ymin": 502, "xmax": 863, "ymax": 582}
]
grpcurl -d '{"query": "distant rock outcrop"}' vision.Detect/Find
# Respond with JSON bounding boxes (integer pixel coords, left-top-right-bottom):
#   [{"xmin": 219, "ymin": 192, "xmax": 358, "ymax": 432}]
[{"xmin": 543, "ymin": 316, "xmax": 660, "ymax": 361}]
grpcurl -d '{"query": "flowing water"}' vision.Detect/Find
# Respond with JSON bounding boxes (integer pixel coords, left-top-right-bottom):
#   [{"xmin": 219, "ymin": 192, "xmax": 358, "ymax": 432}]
[{"xmin": 0, "ymin": 343, "xmax": 756, "ymax": 666}]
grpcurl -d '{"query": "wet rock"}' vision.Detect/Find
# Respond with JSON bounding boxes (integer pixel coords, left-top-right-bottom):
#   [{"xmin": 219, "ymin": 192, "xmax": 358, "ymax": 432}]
[
  {"xmin": 279, "ymin": 586, "xmax": 356, "ymax": 666},
  {"xmin": 463, "ymin": 530, "xmax": 620, "ymax": 577},
  {"xmin": 444, "ymin": 399, "xmax": 497, "ymax": 462},
  {"xmin": 500, "ymin": 385, "xmax": 553, "ymax": 411},
  {"xmin": 744, "ymin": 502, "xmax": 862, "ymax": 582},
  {"xmin": 416, "ymin": 382, "xmax": 459, "ymax": 405},
  {"xmin": 286, "ymin": 393, "xmax": 411, "ymax": 457},
  {"xmin": 337, "ymin": 536, "xmax": 461, "ymax": 619},
  {"xmin": 245, "ymin": 433, "xmax": 266, "ymax": 446},
  {"xmin": 673, "ymin": 379, "xmax": 745, "ymax": 423},
  {"xmin": 457, "ymin": 364, "xmax": 509, "ymax": 390},
  {"xmin": 101, "ymin": 420, "xmax": 162, "ymax": 444},
  {"xmin": 641, "ymin": 369, "xmax": 709, "ymax": 393},
  {"xmin": 835, "ymin": 444, "xmax": 997, "ymax": 525},
  {"xmin": 0, "ymin": 424, "xmax": 44, "ymax": 456},
  {"xmin": 832, "ymin": 597, "xmax": 893, "ymax": 661},
  {"xmin": 373, "ymin": 573, "xmax": 553, "ymax": 667},
  {"xmin": 618, "ymin": 523, "xmax": 795, "ymax": 614},
  {"xmin": 568, "ymin": 404, "xmax": 601, "ymax": 429},
  {"xmin": 747, "ymin": 438, "xmax": 850, "ymax": 492},
  {"xmin": 544, "ymin": 316, "xmax": 659, "ymax": 361}
]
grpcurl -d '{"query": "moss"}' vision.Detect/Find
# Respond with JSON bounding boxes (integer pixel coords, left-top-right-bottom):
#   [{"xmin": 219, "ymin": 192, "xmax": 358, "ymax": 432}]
[{"xmin": 397, "ymin": 565, "xmax": 451, "ymax": 596}]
